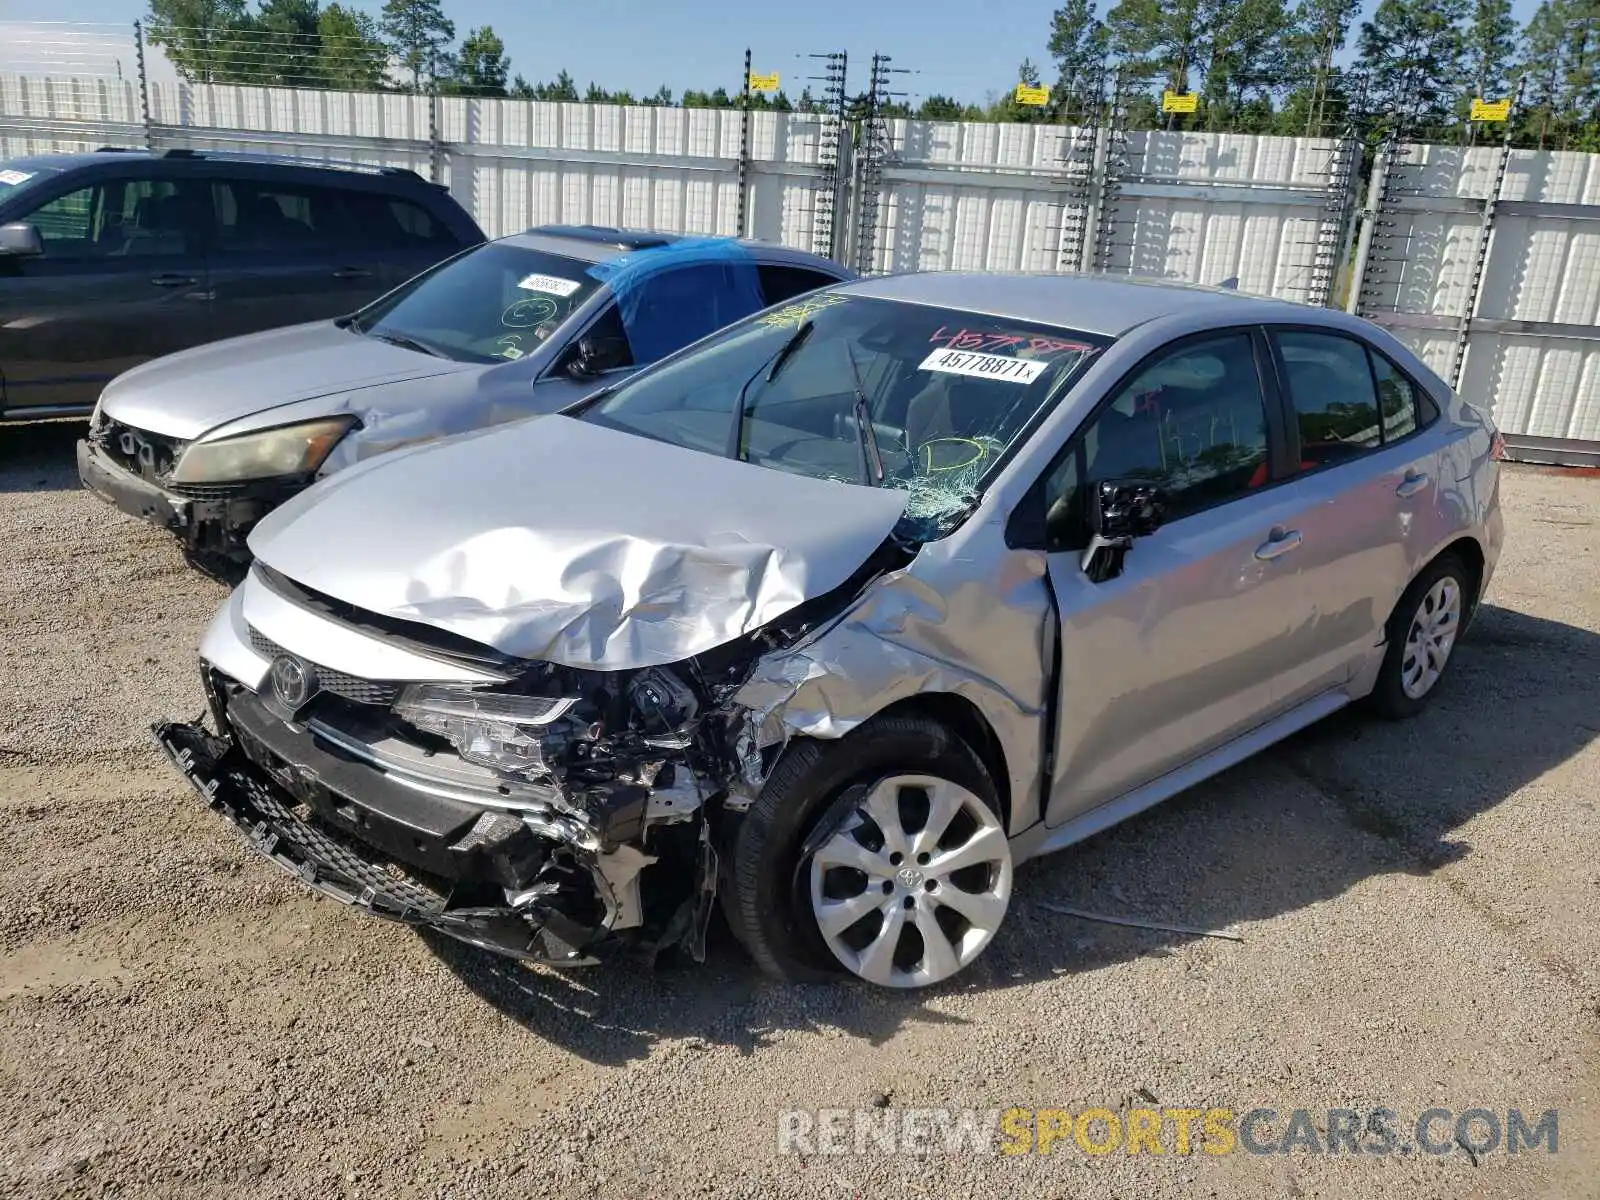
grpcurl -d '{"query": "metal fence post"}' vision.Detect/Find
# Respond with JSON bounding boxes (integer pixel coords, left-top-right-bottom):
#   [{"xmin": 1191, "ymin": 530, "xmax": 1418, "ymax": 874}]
[
  {"xmin": 737, "ymin": 49, "xmax": 751, "ymax": 239},
  {"xmin": 134, "ymin": 20, "xmax": 154, "ymax": 149},
  {"xmin": 1448, "ymin": 80, "xmax": 1523, "ymax": 391},
  {"xmin": 1344, "ymin": 137, "xmax": 1389, "ymax": 315}
]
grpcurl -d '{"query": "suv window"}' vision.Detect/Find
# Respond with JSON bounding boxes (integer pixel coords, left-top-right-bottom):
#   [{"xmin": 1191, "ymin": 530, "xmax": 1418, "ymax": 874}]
[
  {"xmin": 759, "ymin": 264, "xmax": 840, "ymax": 305},
  {"xmin": 23, "ymin": 176, "xmax": 208, "ymax": 259},
  {"xmin": 342, "ymin": 190, "xmax": 460, "ymax": 250},
  {"xmin": 1043, "ymin": 332, "xmax": 1271, "ymax": 547},
  {"xmin": 212, "ymin": 179, "xmax": 345, "ymax": 253}
]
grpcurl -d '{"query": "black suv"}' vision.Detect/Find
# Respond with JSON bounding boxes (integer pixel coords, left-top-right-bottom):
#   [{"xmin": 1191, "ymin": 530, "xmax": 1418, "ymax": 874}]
[{"xmin": 0, "ymin": 147, "xmax": 485, "ymax": 420}]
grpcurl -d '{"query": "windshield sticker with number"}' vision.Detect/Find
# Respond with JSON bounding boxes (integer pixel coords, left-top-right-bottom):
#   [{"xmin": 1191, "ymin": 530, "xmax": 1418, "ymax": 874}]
[
  {"xmin": 517, "ymin": 273, "xmax": 581, "ymax": 296},
  {"xmin": 919, "ymin": 347, "xmax": 1050, "ymax": 384},
  {"xmin": 0, "ymin": 169, "xmax": 34, "ymax": 186}
]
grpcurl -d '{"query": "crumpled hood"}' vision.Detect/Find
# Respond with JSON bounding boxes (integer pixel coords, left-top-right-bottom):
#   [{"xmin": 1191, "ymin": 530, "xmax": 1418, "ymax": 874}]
[
  {"xmin": 248, "ymin": 416, "xmax": 909, "ymax": 670},
  {"xmin": 97, "ymin": 321, "xmax": 474, "ymax": 441}
]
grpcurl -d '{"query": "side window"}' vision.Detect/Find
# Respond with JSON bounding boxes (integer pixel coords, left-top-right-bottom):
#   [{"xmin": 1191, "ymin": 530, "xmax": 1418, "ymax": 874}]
[
  {"xmin": 340, "ymin": 190, "xmax": 459, "ymax": 250},
  {"xmin": 1371, "ymin": 350, "xmax": 1422, "ymax": 441},
  {"xmin": 212, "ymin": 179, "xmax": 344, "ymax": 254},
  {"xmin": 616, "ymin": 263, "xmax": 768, "ymax": 364},
  {"xmin": 1043, "ymin": 332, "xmax": 1270, "ymax": 547},
  {"xmin": 24, "ymin": 177, "xmax": 207, "ymax": 259},
  {"xmin": 574, "ymin": 304, "xmax": 635, "ymax": 371},
  {"xmin": 758, "ymin": 264, "xmax": 840, "ymax": 305},
  {"xmin": 1277, "ymin": 330, "xmax": 1382, "ymax": 465}
]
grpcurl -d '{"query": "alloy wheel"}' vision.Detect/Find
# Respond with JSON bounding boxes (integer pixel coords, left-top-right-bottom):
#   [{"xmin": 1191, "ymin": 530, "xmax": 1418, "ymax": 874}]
[
  {"xmin": 1401, "ymin": 576, "xmax": 1461, "ymax": 699},
  {"xmin": 808, "ymin": 774, "xmax": 1012, "ymax": 988}
]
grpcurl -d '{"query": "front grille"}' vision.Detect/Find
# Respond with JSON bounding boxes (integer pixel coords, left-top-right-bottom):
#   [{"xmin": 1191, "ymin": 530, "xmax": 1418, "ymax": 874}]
[
  {"xmin": 248, "ymin": 628, "xmax": 401, "ymax": 707},
  {"xmin": 92, "ymin": 418, "xmax": 185, "ymax": 482},
  {"xmin": 167, "ymin": 480, "xmax": 252, "ymax": 501}
]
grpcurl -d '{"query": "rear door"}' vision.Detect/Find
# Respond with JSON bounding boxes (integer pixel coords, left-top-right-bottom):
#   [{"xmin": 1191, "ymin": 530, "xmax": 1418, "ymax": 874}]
[
  {"xmin": 204, "ymin": 173, "xmax": 385, "ymax": 341},
  {"xmin": 0, "ymin": 167, "xmax": 213, "ymax": 415},
  {"xmin": 1260, "ymin": 325, "xmax": 1450, "ymax": 705}
]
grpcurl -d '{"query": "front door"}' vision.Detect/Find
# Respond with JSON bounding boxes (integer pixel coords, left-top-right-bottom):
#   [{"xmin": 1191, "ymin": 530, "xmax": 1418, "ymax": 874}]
[
  {"xmin": 0, "ymin": 172, "xmax": 213, "ymax": 415},
  {"xmin": 1041, "ymin": 329, "xmax": 1313, "ymax": 827}
]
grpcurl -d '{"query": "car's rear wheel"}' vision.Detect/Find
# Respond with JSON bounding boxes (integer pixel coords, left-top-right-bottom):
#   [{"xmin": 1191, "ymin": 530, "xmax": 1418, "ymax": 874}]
[
  {"xmin": 1369, "ymin": 554, "xmax": 1469, "ymax": 719},
  {"xmin": 723, "ymin": 714, "xmax": 1012, "ymax": 988}
]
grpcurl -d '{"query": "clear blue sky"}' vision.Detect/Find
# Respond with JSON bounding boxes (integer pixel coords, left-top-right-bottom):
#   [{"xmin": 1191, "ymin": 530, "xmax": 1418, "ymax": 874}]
[{"xmin": 0, "ymin": 0, "xmax": 1550, "ymax": 105}]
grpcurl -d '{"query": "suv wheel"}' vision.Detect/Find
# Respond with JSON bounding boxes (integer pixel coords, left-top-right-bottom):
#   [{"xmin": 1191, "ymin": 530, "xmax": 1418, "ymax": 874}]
[{"xmin": 723, "ymin": 714, "xmax": 1012, "ymax": 989}]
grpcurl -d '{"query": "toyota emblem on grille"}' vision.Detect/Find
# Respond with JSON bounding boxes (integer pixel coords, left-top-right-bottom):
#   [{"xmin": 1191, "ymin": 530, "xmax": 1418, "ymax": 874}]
[{"xmin": 269, "ymin": 654, "xmax": 316, "ymax": 709}]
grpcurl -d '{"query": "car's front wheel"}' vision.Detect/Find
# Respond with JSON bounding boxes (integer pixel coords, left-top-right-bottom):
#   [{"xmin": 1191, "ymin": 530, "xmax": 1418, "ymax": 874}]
[
  {"xmin": 723, "ymin": 714, "xmax": 1013, "ymax": 989},
  {"xmin": 1369, "ymin": 553, "xmax": 1470, "ymax": 718}
]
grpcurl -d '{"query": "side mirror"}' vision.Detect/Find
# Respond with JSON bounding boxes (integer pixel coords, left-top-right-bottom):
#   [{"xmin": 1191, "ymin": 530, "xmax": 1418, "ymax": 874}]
[
  {"xmin": 1081, "ymin": 479, "xmax": 1167, "ymax": 582},
  {"xmin": 564, "ymin": 334, "xmax": 630, "ymax": 380},
  {"xmin": 0, "ymin": 222, "xmax": 44, "ymax": 257}
]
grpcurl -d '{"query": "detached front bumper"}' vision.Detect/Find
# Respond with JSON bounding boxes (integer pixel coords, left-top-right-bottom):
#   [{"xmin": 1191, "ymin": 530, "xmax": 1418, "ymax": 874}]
[
  {"xmin": 78, "ymin": 437, "xmax": 304, "ymax": 575},
  {"xmin": 153, "ymin": 697, "xmax": 618, "ymax": 965}
]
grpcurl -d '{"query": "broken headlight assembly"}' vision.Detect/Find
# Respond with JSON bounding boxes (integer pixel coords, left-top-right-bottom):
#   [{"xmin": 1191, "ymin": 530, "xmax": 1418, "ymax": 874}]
[
  {"xmin": 170, "ymin": 415, "xmax": 356, "ymax": 483},
  {"xmin": 393, "ymin": 684, "xmax": 579, "ymax": 779}
]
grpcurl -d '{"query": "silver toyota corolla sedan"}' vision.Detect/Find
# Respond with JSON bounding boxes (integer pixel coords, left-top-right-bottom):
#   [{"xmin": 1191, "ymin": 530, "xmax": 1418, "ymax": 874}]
[
  {"xmin": 77, "ymin": 225, "xmax": 849, "ymax": 575},
  {"xmin": 155, "ymin": 272, "xmax": 1504, "ymax": 989}
]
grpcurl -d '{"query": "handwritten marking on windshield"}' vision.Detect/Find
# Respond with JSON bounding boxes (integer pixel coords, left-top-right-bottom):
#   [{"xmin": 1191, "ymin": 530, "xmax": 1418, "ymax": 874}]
[
  {"xmin": 502, "ymin": 296, "xmax": 560, "ymax": 328},
  {"xmin": 927, "ymin": 327, "xmax": 1094, "ymax": 356},
  {"xmin": 757, "ymin": 292, "xmax": 848, "ymax": 329}
]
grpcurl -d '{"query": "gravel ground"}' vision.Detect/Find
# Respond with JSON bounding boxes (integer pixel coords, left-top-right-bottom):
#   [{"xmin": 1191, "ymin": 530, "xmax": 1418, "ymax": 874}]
[{"xmin": 2, "ymin": 418, "xmax": 1597, "ymax": 1199}]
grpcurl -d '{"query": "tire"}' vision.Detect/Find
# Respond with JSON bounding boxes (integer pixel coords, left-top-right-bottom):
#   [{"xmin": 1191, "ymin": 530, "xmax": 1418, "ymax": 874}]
[
  {"xmin": 1367, "ymin": 553, "xmax": 1470, "ymax": 720},
  {"xmin": 722, "ymin": 713, "xmax": 1010, "ymax": 988}
]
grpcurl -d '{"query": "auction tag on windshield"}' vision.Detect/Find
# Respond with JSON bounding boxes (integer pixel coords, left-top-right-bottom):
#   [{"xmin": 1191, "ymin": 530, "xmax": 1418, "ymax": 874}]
[
  {"xmin": 0, "ymin": 169, "xmax": 33, "ymax": 186},
  {"xmin": 919, "ymin": 347, "xmax": 1049, "ymax": 384},
  {"xmin": 517, "ymin": 273, "xmax": 581, "ymax": 296}
]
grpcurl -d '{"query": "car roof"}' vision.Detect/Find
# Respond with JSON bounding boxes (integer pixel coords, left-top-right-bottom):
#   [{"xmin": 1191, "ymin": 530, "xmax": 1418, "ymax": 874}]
[
  {"xmin": 0, "ymin": 148, "xmax": 431, "ymax": 186},
  {"xmin": 498, "ymin": 225, "xmax": 846, "ymax": 268},
  {"xmin": 840, "ymin": 271, "xmax": 1319, "ymax": 337}
]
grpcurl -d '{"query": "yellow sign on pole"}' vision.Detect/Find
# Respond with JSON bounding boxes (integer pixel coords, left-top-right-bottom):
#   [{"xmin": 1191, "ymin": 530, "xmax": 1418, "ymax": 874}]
[
  {"xmin": 1014, "ymin": 83, "xmax": 1050, "ymax": 107},
  {"xmin": 747, "ymin": 71, "xmax": 780, "ymax": 93},
  {"xmin": 1470, "ymin": 97, "xmax": 1511, "ymax": 122},
  {"xmin": 1161, "ymin": 90, "xmax": 1198, "ymax": 114}
]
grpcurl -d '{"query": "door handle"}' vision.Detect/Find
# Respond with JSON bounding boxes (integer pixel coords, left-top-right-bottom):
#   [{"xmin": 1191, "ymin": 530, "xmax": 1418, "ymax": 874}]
[
  {"xmin": 332, "ymin": 266, "xmax": 372, "ymax": 279},
  {"xmin": 1395, "ymin": 470, "xmax": 1430, "ymax": 498},
  {"xmin": 1254, "ymin": 529, "xmax": 1303, "ymax": 561},
  {"xmin": 150, "ymin": 273, "xmax": 197, "ymax": 287}
]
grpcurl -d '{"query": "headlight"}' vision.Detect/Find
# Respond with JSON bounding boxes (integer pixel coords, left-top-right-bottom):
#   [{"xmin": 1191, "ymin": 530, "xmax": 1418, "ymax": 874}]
[
  {"xmin": 394, "ymin": 685, "xmax": 579, "ymax": 779},
  {"xmin": 170, "ymin": 416, "xmax": 356, "ymax": 484}
]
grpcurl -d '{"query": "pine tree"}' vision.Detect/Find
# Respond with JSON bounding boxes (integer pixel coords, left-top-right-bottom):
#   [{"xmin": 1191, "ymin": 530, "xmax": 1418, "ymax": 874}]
[
  {"xmin": 379, "ymin": 0, "xmax": 455, "ymax": 92},
  {"xmin": 450, "ymin": 25, "xmax": 508, "ymax": 96},
  {"xmin": 1358, "ymin": 0, "xmax": 1471, "ymax": 129}
]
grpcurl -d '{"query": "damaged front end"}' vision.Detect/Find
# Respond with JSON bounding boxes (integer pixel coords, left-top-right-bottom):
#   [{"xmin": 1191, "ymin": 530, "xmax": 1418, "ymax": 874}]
[{"xmin": 151, "ymin": 552, "xmax": 902, "ymax": 967}]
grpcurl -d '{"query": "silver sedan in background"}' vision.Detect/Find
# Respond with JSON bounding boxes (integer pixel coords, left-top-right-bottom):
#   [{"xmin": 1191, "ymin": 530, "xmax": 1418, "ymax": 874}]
[
  {"xmin": 77, "ymin": 224, "xmax": 849, "ymax": 575},
  {"xmin": 156, "ymin": 272, "xmax": 1504, "ymax": 989}
]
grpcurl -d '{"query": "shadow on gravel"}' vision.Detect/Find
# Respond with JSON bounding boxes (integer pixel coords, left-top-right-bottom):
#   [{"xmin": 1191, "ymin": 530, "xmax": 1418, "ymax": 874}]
[
  {"xmin": 425, "ymin": 602, "xmax": 1600, "ymax": 1065},
  {"xmin": 0, "ymin": 419, "xmax": 87, "ymax": 493}
]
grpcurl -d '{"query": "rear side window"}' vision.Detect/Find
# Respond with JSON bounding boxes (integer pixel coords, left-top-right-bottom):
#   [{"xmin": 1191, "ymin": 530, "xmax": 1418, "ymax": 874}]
[
  {"xmin": 1273, "ymin": 329, "xmax": 1438, "ymax": 468},
  {"xmin": 1277, "ymin": 331, "xmax": 1382, "ymax": 465},
  {"xmin": 211, "ymin": 179, "xmax": 345, "ymax": 252},
  {"xmin": 758, "ymin": 264, "xmax": 839, "ymax": 305},
  {"xmin": 341, "ymin": 190, "xmax": 461, "ymax": 250}
]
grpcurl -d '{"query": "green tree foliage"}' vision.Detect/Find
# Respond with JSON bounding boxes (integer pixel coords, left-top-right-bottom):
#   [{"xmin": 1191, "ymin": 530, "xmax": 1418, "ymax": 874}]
[
  {"xmin": 147, "ymin": 0, "xmax": 248, "ymax": 83},
  {"xmin": 1048, "ymin": 0, "xmax": 1109, "ymax": 116},
  {"xmin": 1516, "ymin": 0, "xmax": 1600, "ymax": 147},
  {"xmin": 1358, "ymin": 0, "xmax": 1470, "ymax": 129},
  {"xmin": 1466, "ymin": 0, "xmax": 1518, "ymax": 98},
  {"xmin": 447, "ymin": 25, "xmax": 508, "ymax": 96},
  {"xmin": 317, "ymin": 4, "xmax": 387, "ymax": 90},
  {"xmin": 380, "ymin": 0, "xmax": 455, "ymax": 91}
]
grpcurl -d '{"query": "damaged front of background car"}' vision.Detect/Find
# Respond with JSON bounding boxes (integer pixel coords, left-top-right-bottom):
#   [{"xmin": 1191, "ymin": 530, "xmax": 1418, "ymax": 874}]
[{"xmin": 156, "ymin": 292, "xmax": 1108, "ymax": 986}]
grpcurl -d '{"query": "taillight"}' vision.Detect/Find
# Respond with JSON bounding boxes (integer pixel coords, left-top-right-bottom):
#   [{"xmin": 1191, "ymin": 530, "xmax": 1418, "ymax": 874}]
[{"xmin": 1490, "ymin": 431, "xmax": 1507, "ymax": 461}]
